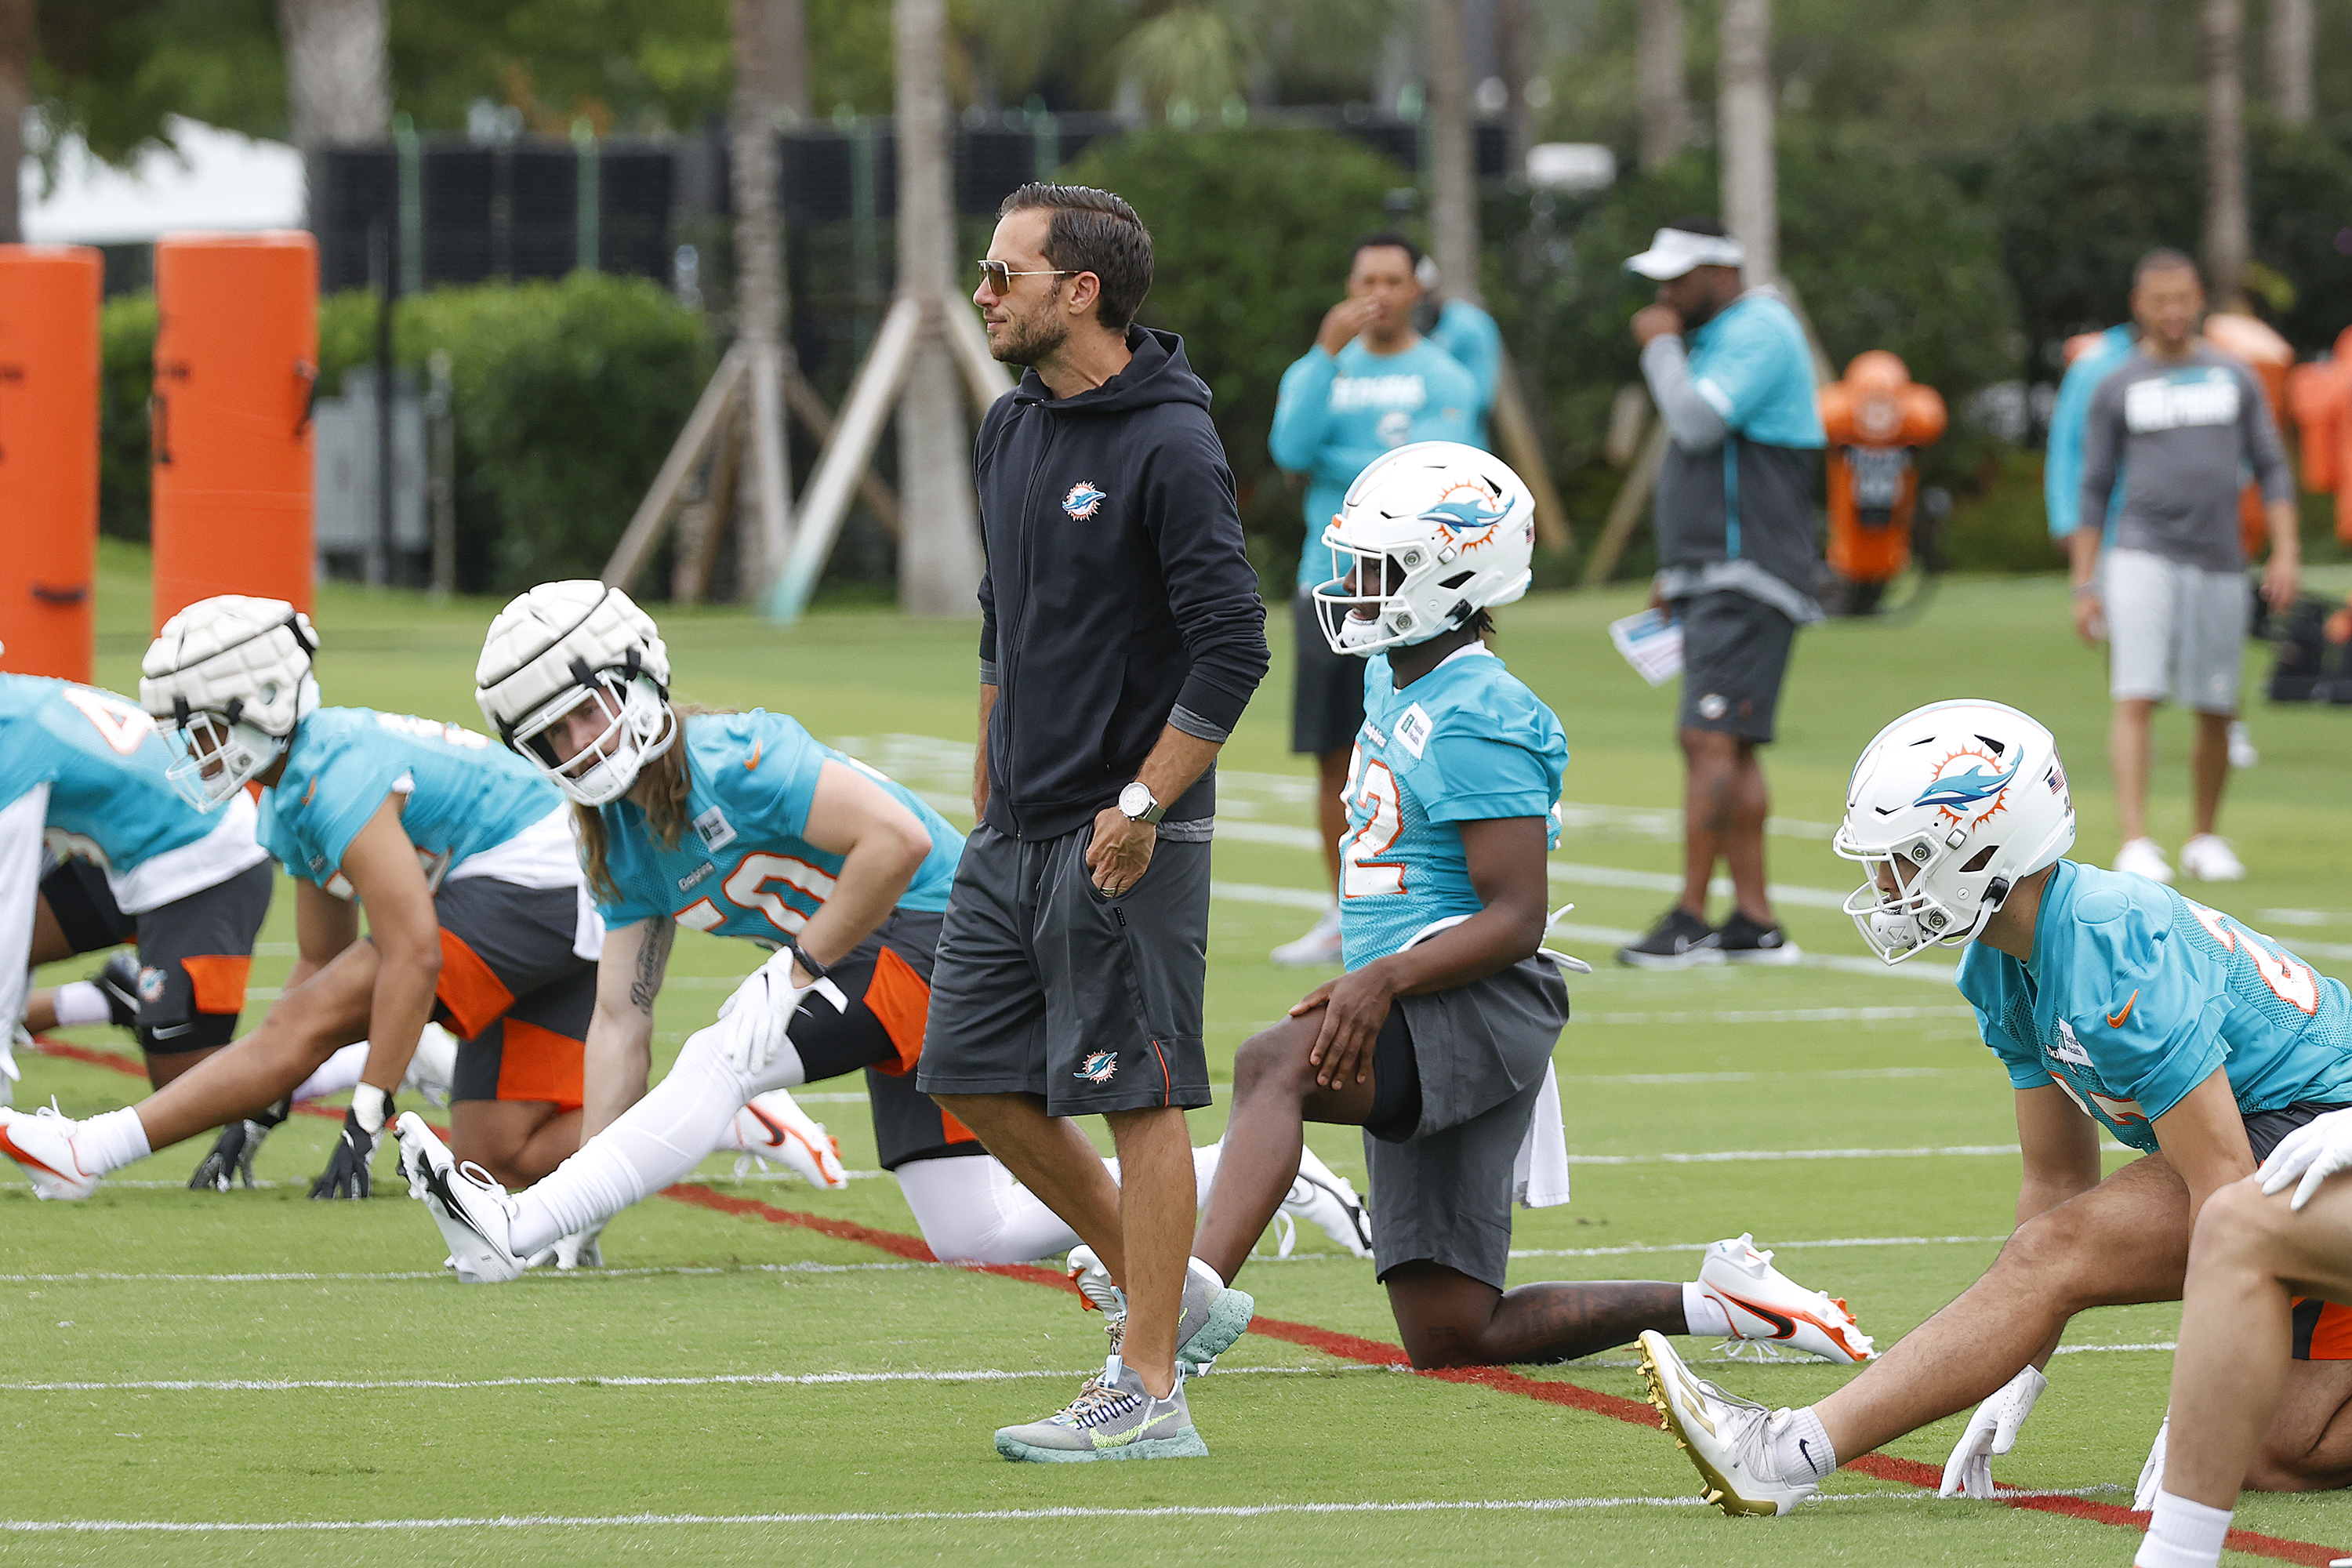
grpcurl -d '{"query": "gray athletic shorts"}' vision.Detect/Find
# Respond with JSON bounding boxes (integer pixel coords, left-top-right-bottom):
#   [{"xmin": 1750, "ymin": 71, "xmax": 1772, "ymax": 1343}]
[
  {"xmin": 2103, "ymin": 546, "xmax": 2249, "ymax": 713},
  {"xmin": 917, "ymin": 821, "xmax": 1214, "ymax": 1117},
  {"xmin": 1364, "ymin": 955, "xmax": 1571, "ymax": 1291},
  {"xmin": 1675, "ymin": 590, "xmax": 1798, "ymax": 743},
  {"xmin": 1292, "ymin": 591, "xmax": 1367, "ymax": 756}
]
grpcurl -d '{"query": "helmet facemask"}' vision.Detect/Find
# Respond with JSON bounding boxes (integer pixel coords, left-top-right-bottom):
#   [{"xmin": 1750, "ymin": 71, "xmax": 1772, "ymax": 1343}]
[
  {"xmin": 1312, "ymin": 534, "xmax": 1473, "ymax": 655},
  {"xmin": 1835, "ymin": 828, "xmax": 2008, "ymax": 963},
  {"xmin": 506, "ymin": 668, "xmax": 677, "ymax": 808},
  {"xmin": 162, "ymin": 692, "xmax": 309, "ymax": 811}
]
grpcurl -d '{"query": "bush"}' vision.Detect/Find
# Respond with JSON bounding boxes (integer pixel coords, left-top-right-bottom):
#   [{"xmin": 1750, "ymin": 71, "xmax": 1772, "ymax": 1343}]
[
  {"xmin": 99, "ymin": 273, "xmax": 711, "ymax": 593},
  {"xmin": 99, "ymin": 292, "xmax": 158, "ymax": 543}
]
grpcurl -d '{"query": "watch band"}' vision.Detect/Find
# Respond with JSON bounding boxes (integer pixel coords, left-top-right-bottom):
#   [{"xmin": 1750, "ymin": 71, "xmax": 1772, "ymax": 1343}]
[{"xmin": 785, "ymin": 938, "xmax": 831, "ymax": 982}]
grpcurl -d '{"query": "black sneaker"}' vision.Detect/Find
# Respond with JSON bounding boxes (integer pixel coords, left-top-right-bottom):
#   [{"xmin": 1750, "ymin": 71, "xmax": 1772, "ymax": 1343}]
[
  {"xmin": 93, "ymin": 952, "xmax": 143, "ymax": 1029},
  {"xmin": 1617, "ymin": 907, "xmax": 1723, "ymax": 969},
  {"xmin": 1718, "ymin": 911, "xmax": 1802, "ymax": 965}
]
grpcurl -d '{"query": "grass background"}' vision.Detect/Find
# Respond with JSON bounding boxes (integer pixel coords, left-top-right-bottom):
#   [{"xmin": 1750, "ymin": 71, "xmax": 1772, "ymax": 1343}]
[{"xmin": 9, "ymin": 545, "xmax": 2352, "ymax": 1563}]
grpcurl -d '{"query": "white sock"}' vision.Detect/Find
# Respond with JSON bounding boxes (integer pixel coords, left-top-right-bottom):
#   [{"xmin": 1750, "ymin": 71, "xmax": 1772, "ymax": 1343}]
[
  {"xmin": 80, "ymin": 1107, "xmax": 153, "ymax": 1175},
  {"xmin": 507, "ymin": 1023, "xmax": 768, "ymax": 1258},
  {"xmin": 1768, "ymin": 1405, "xmax": 1836, "ymax": 1482},
  {"xmin": 897, "ymin": 1156, "xmax": 1083, "ymax": 1264},
  {"xmin": 50, "ymin": 981, "xmax": 113, "ymax": 1028},
  {"xmin": 1682, "ymin": 1280, "xmax": 1732, "ymax": 1338},
  {"xmin": 1193, "ymin": 1140, "xmax": 1221, "ymax": 1198},
  {"xmin": 2135, "ymin": 1491, "xmax": 2233, "ymax": 1568},
  {"xmin": 292, "ymin": 1043, "xmax": 368, "ymax": 1104}
]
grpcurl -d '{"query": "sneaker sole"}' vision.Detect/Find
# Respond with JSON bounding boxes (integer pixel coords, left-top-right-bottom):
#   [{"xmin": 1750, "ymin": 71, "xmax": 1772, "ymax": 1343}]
[
  {"xmin": 1179, "ymin": 1287, "xmax": 1255, "ymax": 1369},
  {"xmin": 994, "ymin": 1428, "xmax": 1210, "ymax": 1462},
  {"xmin": 1615, "ymin": 946, "xmax": 1725, "ymax": 971},
  {"xmin": 1635, "ymin": 1332, "xmax": 1794, "ymax": 1518},
  {"xmin": 1719, "ymin": 945, "xmax": 1802, "ymax": 967}
]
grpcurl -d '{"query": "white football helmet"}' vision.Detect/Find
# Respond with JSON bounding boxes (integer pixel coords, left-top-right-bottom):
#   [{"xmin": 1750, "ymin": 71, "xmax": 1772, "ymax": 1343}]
[
  {"xmin": 140, "ymin": 596, "xmax": 321, "ymax": 810},
  {"xmin": 475, "ymin": 580, "xmax": 676, "ymax": 807},
  {"xmin": 1311, "ymin": 441, "xmax": 1535, "ymax": 655},
  {"xmin": 1835, "ymin": 699, "xmax": 2076, "ymax": 963}
]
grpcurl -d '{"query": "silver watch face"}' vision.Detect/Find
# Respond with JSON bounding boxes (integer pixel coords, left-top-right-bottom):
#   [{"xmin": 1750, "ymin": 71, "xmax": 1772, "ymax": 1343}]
[{"xmin": 1120, "ymin": 782, "xmax": 1152, "ymax": 817}]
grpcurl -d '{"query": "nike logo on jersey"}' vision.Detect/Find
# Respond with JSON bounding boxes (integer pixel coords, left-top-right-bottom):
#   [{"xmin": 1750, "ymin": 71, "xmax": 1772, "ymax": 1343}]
[
  {"xmin": 745, "ymin": 741, "xmax": 762, "ymax": 771},
  {"xmin": 148, "ymin": 1022, "xmax": 194, "ymax": 1040},
  {"xmin": 2107, "ymin": 989, "xmax": 2139, "ymax": 1029}
]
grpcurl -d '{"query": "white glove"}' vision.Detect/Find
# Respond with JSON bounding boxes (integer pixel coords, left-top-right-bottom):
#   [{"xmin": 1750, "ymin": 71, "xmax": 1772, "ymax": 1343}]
[
  {"xmin": 2258, "ymin": 1108, "xmax": 2352, "ymax": 1211},
  {"xmin": 713, "ymin": 949, "xmax": 845, "ymax": 1076},
  {"xmin": 1938, "ymin": 1364, "xmax": 2047, "ymax": 1498},
  {"xmin": 2132, "ymin": 1415, "xmax": 2169, "ymax": 1512}
]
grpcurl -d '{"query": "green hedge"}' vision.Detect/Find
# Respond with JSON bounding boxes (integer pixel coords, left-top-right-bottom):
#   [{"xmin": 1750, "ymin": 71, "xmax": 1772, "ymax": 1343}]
[{"xmin": 100, "ymin": 273, "xmax": 711, "ymax": 594}]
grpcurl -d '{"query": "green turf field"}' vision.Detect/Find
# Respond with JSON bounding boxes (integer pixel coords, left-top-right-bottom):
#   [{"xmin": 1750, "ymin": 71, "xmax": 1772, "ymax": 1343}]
[{"xmin": 10, "ymin": 546, "xmax": 2352, "ymax": 1564}]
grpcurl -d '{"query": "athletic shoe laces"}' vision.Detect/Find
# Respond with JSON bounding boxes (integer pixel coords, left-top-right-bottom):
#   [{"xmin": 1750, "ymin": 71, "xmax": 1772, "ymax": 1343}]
[{"xmin": 1057, "ymin": 1381, "xmax": 1142, "ymax": 1429}]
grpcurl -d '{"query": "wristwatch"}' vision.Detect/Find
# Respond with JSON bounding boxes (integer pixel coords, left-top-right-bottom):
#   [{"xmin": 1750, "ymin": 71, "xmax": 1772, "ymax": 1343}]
[{"xmin": 1118, "ymin": 781, "xmax": 1166, "ymax": 826}]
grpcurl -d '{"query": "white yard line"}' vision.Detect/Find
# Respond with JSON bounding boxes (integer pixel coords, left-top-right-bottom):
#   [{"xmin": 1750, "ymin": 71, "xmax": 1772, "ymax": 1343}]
[
  {"xmin": 0, "ymin": 1260, "xmax": 938, "ymax": 1284},
  {"xmin": 1506, "ymin": 1233, "xmax": 2009, "ymax": 1260},
  {"xmin": 0, "ymin": 1364, "xmax": 1388, "ymax": 1395},
  {"xmin": 1563, "ymin": 1142, "xmax": 2126, "ymax": 1165}
]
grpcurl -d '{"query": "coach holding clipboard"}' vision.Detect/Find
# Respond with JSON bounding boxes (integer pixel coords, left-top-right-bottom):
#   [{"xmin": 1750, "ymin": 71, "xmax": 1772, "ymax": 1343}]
[{"xmin": 918, "ymin": 182, "xmax": 1269, "ymax": 1463}]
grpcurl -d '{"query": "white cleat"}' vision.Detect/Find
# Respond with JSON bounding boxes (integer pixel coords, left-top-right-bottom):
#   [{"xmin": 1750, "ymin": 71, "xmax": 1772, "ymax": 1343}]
[
  {"xmin": 1699, "ymin": 1233, "xmax": 1875, "ymax": 1364},
  {"xmin": 527, "ymin": 1221, "xmax": 608, "ymax": 1272},
  {"xmin": 400, "ymin": 1022, "xmax": 461, "ymax": 1109},
  {"xmin": 1639, "ymin": 1330, "xmax": 1820, "ymax": 1517},
  {"xmin": 2114, "ymin": 837, "xmax": 2173, "ymax": 884},
  {"xmin": 1278, "ymin": 1145, "xmax": 1374, "ymax": 1258},
  {"xmin": 1270, "ymin": 903, "xmax": 1343, "ymax": 968},
  {"xmin": 2133, "ymin": 1416, "xmax": 2168, "ymax": 1512},
  {"xmin": 395, "ymin": 1112, "xmax": 524, "ymax": 1283},
  {"xmin": 2180, "ymin": 833, "xmax": 2245, "ymax": 883},
  {"xmin": 2228, "ymin": 720, "xmax": 2259, "ymax": 771},
  {"xmin": 1065, "ymin": 1243, "xmax": 1127, "ymax": 1327},
  {"xmin": 0, "ymin": 1104, "xmax": 100, "ymax": 1200},
  {"xmin": 725, "ymin": 1090, "xmax": 848, "ymax": 1189}
]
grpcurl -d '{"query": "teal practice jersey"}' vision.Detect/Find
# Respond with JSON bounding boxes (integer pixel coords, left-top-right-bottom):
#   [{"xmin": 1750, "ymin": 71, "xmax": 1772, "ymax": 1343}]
[
  {"xmin": 0, "ymin": 674, "xmax": 222, "ymax": 872},
  {"xmin": 1959, "ymin": 860, "xmax": 2352, "ymax": 1152},
  {"xmin": 593, "ymin": 710, "xmax": 963, "ymax": 945},
  {"xmin": 259, "ymin": 707, "xmax": 561, "ymax": 890},
  {"xmin": 1338, "ymin": 645, "xmax": 1565, "ymax": 969}
]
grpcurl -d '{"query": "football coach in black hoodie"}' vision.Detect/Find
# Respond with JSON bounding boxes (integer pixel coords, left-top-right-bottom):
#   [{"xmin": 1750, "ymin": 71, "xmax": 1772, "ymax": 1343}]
[{"xmin": 919, "ymin": 183, "xmax": 1269, "ymax": 1461}]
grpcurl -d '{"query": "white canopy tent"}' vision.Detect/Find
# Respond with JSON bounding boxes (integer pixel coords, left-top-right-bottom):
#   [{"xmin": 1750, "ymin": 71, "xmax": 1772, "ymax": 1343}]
[{"xmin": 20, "ymin": 117, "xmax": 304, "ymax": 245}]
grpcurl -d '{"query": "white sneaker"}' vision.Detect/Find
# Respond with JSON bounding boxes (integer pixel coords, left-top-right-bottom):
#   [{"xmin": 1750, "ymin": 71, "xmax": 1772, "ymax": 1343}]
[
  {"xmin": 1697, "ymin": 1234, "xmax": 1875, "ymax": 1364},
  {"xmin": 2229, "ymin": 720, "xmax": 2259, "ymax": 770},
  {"xmin": 395, "ymin": 1112, "xmax": 524, "ymax": 1283},
  {"xmin": 1277, "ymin": 1145, "xmax": 1374, "ymax": 1258},
  {"xmin": 2133, "ymin": 1415, "xmax": 2168, "ymax": 1512},
  {"xmin": 2180, "ymin": 833, "xmax": 2246, "ymax": 882},
  {"xmin": 1270, "ymin": 903, "xmax": 1343, "ymax": 968},
  {"xmin": 1638, "ymin": 1330, "xmax": 1820, "ymax": 1516},
  {"xmin": 0, "ymin": 1104, "xmax": 100, "ymax": 1200},
  {"xmin": 2114, "ymin": 837, "xmax": 2173, "ymax": 884},
  {"xmin": 400, "ymin": 1022, "xmax": 460, "ymax": 1109},
  {"xmin": 725, "ymin": 1090, "xmax": 848, "ymax": 1188}
]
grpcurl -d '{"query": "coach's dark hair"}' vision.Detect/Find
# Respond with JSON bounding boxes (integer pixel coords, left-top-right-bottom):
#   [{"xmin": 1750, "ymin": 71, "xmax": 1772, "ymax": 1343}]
[
  {"xmin": 999, "ymin": 183, "xmax": 1153, "ymax": 331},
  {"xmin": 1352, "ymin": 230, "xmax": 1423, "ymax": 270},
  {"xmin": 2134, "ymin": 246, "xmax": 2202, "ymax": 287}
]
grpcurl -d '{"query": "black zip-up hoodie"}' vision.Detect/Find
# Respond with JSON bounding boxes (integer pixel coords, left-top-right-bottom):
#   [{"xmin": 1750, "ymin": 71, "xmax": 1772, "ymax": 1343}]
[{"xmin": 975, "ymin": 325, "xmax": 1269, "ymax": 841}]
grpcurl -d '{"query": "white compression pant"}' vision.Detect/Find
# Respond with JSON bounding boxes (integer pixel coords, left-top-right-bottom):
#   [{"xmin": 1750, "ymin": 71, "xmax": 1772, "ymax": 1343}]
[
  {"xmin": 292, "ymin": 1043, "xmax": 368, "ymax": 1105},
  {"xmin": 896, "ymin": 1143, "xmax": 1225, "ymax": 1267},
  {"xmin": 507, "ymin": 1020, "xmax": 804, "ymax": 1258}
]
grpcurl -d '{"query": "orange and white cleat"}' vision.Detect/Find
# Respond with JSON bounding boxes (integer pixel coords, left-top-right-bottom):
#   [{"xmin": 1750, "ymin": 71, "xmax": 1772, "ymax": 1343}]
[
  {"xmin": 1699, "ymin": 1233, "xmax": 1875, "ymax": 1364},
  {"xmin": 725, "ymin": 1089, "xmax": 848, "ymax": 1189},
  {"xmin": 0, "ymin": 1104, "xmax": 101, "ymax": 1200}
]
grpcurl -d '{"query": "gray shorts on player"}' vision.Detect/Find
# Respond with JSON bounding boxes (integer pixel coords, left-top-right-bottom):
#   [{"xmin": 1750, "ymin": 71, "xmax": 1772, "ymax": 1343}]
[
  {"xmin": 1365, "ymin": 955, "xmax": 1570, "ymax": 1292},
  {"xmin": 917, "ymin": 820, "xmax": 1213, "ymax": 1118},
  {"xmin": 2103, "ymin": 546, "xmax": 2249, "ymax": 713}
]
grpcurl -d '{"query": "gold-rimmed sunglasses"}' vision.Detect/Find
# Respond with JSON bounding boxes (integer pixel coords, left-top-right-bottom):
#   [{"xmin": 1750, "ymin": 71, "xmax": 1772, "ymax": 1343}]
[{"xmin": 976, "ymin": 259, "xmax": 1076, "ymax": 292}]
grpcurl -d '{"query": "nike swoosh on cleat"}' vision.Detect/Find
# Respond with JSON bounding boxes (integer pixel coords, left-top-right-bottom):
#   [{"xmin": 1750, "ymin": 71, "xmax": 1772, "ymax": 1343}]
[
  {"xmin": 1713, "ymin": 1288, "xmax": 1799, "ymax": 1341},
  {"xmin": 0, "ymin": 1127, "xmax": 88, "ymax": 1186},
  {"xmin": 421, "ymin": 1165, "xmax": 497, "ymax": 1247},
  {"xmin": 2107, "ymin": 989, "xmax": 2139, "ymax": 1028}
]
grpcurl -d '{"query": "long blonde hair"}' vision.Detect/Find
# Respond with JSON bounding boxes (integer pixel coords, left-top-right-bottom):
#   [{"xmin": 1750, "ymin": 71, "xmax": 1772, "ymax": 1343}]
[{"xmin": 572, "ymin": 705, "xmax": 704, "ymax": 903}]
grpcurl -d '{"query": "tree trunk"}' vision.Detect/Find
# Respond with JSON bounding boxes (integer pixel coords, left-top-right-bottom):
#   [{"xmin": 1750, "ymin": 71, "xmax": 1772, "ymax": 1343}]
[
  {"xmin": 2267, "ymin": 0, "xmax": 2312, "ymax": 125},
  {"xmin": 0, "ymin": 0, "xmax": 31, "ymax": 245},
  {"xmin": 1635, "ymin": 0, "xmax": 1687, "ymax": 173},
  {"xmin": 892, "ymin": 0, "xmax": 985, "ymax": 618},
  {"xmin": 1425, "ymin": 0, "xmax": 1482, "ymax": 307},
  {"xmin": 1494, "ymin": 0, "xmax": 1534, "ymax": 172},
  {"xmin": 731, "ymin": 0, "xmax": 797, "ymax": 594},
  {"xmin": 2203, "ymin": 0, "xmax": 2250, "ymax": 310},
  {"xmin": 276, "ymin": 0, "xmax": 390, "ymax": 149},
  {"xmin": 1717, "ymin": 0, "xmax": 1777, "ymax": 285}
]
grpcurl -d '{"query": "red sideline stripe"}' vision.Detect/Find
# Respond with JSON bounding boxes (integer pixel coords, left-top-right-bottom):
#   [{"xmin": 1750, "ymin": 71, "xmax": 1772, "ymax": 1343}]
[{"xmin": 28, "ymin": 1036, "xmax": 2347, "ymax": 1562}]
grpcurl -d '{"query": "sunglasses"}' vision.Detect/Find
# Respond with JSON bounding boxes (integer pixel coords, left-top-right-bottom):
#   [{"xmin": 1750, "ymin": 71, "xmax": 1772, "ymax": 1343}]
[{"xmin": 976, "ymin": 259, "xmax": 1076, "ymax": 292}]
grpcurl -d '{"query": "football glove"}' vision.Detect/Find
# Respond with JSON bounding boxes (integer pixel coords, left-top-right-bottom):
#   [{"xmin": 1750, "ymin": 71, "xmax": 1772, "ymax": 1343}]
[
  {"xmin": 310, "ymin": 1085, "xmax": 392, "ymax": 1200},
  {"xmin": 1938, "ymin": 1364, "xmax": 2047, "ymax": 1498},
  {"xmin": 2258, "ymin": 1107, "xmax": 2352, "ymax": 1211},
  {"xmin": 189, "ymin": 1098, "xmax": 290, "ymax": 1192},
  {"xmin": 713, "ymin": 950, "xmax": 845, "ymax": 1078}
]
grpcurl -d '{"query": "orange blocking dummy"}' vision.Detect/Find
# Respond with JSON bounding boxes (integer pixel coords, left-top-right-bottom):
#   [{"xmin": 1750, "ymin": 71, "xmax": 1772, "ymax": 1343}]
[
  {"xmin": 1818, "ymin": 350, "xmax": 1946, "ymax": 588},
  {"xmin": 0, "ymin": 245, "xmax": 103, "ymax": 681},
  {"xmin": 2205, "ymin": 312, "xmax": 2295, "ymax": 560},
  {"xmin": 149, "ymin": 232, "xmax": 318, "ymax": 630},
  {"xmin": 2289, "ymin": 326, "xmax": 2352, "ymax": 548}
]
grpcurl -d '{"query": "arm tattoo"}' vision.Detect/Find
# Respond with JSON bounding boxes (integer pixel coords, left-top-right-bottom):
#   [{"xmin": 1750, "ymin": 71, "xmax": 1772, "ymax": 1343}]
[{"xmin": 630, "ymin": 924, "xmax": 674, "ymax": 1014}]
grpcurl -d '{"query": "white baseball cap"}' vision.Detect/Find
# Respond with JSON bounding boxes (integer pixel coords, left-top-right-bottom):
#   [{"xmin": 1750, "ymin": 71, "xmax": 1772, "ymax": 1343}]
[{"xmin": 1624, "ymin": 226, "xmax": 1745, "ymax": 280}]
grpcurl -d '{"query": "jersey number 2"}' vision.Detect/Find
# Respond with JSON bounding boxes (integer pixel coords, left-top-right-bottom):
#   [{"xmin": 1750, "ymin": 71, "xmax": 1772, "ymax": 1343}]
[{"xmin": 1340, "ymin": 751, "xmax": 1406, "ymax": 898}]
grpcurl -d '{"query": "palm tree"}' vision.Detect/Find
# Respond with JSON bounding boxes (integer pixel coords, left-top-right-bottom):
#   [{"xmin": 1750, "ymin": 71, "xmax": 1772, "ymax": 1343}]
[
  {"xmin": 1637, "ymin": 0, "xmax": 1687, "ymax": 172},
  {"xmin": 1425, "ymin": 0, "xmax": 1478, "ymax": 299},
  {"xmin": 729, "ymin": 0, "xmax": 797, "ymax": 593},
  {"xmin": 2267, "ymin": 0, "xmax": 2311, "ymax": 125},
  {"xmin": 276, "ymin": 0, "xmax": 389, "ymax": 151},
  {"xmin": 2202, "ymin": 0, "xmax": 2249, "ymax": 310},
  {"xmin": 0, "ymin": 0, "xmax": 31, "ymax": 244},
  {"xmin": 1717, "ymin": 0, "xmax": 1777, "ymax": 284}
]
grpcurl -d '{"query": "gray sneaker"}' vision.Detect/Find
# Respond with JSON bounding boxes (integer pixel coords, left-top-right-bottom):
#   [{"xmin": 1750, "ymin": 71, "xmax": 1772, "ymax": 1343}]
[
  {"xmin": 995, "ymin": 1362, "xmax": 1209, "ymax": 1462},
  {"xmin": 1076, "ymin": 1255, "xmax": 1256, "ymax": 1374}
]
